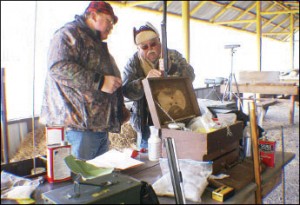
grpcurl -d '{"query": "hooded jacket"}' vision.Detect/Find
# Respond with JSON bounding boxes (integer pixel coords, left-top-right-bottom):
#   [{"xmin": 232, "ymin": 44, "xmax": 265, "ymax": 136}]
[{"xmin": 40, "ymin": 15, "xmax": 124, "ymax": 132}]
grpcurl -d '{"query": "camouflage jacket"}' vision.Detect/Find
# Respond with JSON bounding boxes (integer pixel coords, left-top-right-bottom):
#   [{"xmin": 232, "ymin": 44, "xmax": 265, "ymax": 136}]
[
  {"xmin": 122, "ymin": 50, "xmax": 195, "ymax": 132},
  {"xmin": 40, "ymin": 15, "xmax": 124, "ymax": 132}
]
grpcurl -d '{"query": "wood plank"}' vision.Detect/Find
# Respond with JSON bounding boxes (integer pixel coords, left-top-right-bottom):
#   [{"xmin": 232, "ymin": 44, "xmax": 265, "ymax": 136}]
[
  {"xmin": 220, "ymin": 84, "xmax": 298, "ymax": 95},
  {"xmin": 238, "ymin": 71, "xmax": 280, "ymax": 83}
]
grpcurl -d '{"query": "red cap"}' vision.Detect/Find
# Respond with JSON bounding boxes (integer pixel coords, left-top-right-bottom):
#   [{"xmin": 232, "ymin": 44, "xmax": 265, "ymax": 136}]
[{"xmin": 85, "ymin": 1, "xmax": 118, "ymax": 24}]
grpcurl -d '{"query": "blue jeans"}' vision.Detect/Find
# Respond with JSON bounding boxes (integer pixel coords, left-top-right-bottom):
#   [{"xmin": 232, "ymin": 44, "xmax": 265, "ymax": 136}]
[
  {"xmin": 138, "ymin": 126, "xmax": 150, "ymax": 149},
  {"xmin": 66, "ymin": 130, "xmax": 109, "ymax": 160}
]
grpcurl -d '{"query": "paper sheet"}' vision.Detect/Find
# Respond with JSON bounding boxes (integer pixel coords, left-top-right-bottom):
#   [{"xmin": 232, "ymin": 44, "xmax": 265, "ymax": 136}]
[{"xmin": 86, "ymin": 149, "xmax": 144, "ymax": 170}]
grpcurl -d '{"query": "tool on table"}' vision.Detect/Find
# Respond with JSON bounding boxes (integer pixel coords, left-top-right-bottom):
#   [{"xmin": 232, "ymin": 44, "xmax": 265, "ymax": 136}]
[
  {"xmin": 164, "ymin": 137, "xmax": 186, "ymax": 204},
  {"xmin": 67, "ymin": 177, "xmax": 119, "ymax": 199}
]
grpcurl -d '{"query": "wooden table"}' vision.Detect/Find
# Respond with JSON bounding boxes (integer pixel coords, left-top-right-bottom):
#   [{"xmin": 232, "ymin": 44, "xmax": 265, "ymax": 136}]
[{"xmin": 220, "ymin": 82, "xmax": 299, "ymax": 124}]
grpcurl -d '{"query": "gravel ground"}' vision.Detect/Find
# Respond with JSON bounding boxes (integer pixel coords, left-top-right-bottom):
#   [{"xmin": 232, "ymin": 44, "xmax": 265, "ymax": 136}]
[{"xmin": 260, "ymin": 100, "xmax": 299, "ymax": 204}]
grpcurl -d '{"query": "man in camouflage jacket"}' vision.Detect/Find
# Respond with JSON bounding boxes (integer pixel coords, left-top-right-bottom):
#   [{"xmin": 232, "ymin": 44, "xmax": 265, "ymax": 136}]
[
  {"xmin": 40, "ymin": 1, "xmax": 129, "ymax": 160},
  {"xmin": 122, "ymin": 22, "xmax": 195, "ymax": 149}
]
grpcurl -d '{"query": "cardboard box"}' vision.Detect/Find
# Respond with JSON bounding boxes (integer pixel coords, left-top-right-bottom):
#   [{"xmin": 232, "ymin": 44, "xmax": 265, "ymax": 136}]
[{"xmin": 142, "ymin": 77, "xmax": 243, "ymax": 174}]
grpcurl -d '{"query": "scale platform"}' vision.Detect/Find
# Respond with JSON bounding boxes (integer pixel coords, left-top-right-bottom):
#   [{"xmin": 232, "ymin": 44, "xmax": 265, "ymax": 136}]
[{"xmin": 42, "ymin": 173, "xmax": 142, "ymax": 204}]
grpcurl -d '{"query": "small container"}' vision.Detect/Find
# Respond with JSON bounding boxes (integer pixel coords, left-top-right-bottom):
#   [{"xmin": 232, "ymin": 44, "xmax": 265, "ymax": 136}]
[
  {"xmin": 148, "ymin": 126, "xmax": 162, "ymax": 161},
  {"xmin": 46, "ymin": 125, "xmax": 65, "ymax": 145},
  {"xmin": 259, "ymin": 134, "xmax": 276, "ymax": 167},
  {"xmin": 47, "ymin": 141, "xmax": 71, "ymax": 183},
  {"xmin": 243, "ymin": 122, "xmax": 252, "ymax": 158}
]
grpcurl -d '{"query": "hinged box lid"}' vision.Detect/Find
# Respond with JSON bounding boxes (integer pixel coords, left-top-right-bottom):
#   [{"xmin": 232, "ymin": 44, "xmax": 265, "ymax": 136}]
[{"xmin": 142, "ymin": 77, "xmax": 201, "ymax": 128}]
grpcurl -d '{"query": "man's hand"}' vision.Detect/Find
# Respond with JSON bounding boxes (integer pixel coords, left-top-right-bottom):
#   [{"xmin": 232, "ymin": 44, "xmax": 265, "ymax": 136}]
[
  {"xmin": 101, "ymin": 76, "xmax": 122, "ymax": 93},
  {"xmin": 146, "ymin": 69, "xmax": 162, "ymax": 78}
]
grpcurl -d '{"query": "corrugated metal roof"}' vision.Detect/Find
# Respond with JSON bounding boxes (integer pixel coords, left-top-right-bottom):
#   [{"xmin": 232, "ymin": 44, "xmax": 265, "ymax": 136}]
[{"xmin": 108, "ymin": 1, "xmax": 299, "ymax": 42}]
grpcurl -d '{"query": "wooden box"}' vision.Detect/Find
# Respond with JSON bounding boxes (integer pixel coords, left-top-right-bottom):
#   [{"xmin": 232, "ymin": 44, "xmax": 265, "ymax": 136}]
[{"xmin": 142, "ymin": 77, "xmax": 243, "ymax": 174}]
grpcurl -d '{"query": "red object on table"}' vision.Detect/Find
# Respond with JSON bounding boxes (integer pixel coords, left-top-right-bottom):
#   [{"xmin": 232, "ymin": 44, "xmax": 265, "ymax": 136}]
[{"xmin": 259, "ymin": 139, "xmax": 276, "ymax": 167}]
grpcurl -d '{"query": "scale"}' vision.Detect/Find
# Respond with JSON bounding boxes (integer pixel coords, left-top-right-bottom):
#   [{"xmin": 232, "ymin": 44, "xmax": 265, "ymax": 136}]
[{"xmin": 42, "ymin": 173, "xmax": 142, "ymax": 204}]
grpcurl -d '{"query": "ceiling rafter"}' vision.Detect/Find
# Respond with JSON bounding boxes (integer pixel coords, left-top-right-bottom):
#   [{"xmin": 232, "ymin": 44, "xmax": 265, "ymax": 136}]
[
  {"xmin": 261, "ymin": 10, "xmax": 299, "ymax": 15},
  {"xmin": 242, "ymin": 2, "xmax": 276, "ymax": 30},
  {"xmin": 158, "ymin": 1, "xmax": 172, "ymax": 11},
  {"xmin": 107, "ymin": 1, "xmax": 299, "ymax": 42},
  {"xmin": 210, "ymin": 1, "xmax": 291, "ymax": 33},
  {"xmin": 262, "ymin": 13, "xmax": 281, "ymax": 29},
  {"xmin": 190, "ymin": 1, "xmax": 206, "ymax": 15},
  {"xmin": 209, "ymin": 1, "xmax": 236, "ymax": 23},
  {"xmin": 269, "ymin": 15, "xmax": 290, "ymax": 32},
  {"xmin": 274, "ymin": 1, "xmax": 292, "ymax": 10},
  {"xmin": 235, "ymin": 2, "xmax": 256, "ymax": 21},
  {"xmin": 125, "ymin": 1, "xmax": 155, "ymax": 7}
]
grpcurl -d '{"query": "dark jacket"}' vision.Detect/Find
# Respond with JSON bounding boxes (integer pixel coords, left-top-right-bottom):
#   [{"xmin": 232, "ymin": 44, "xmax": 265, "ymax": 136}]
[
  {"xmin": 40, "ymin": 15, "xmax": 124, "ymax": 132},
  {"xmin": 122, "ymin": 49, "xmax": 195, "ymax": 132}
]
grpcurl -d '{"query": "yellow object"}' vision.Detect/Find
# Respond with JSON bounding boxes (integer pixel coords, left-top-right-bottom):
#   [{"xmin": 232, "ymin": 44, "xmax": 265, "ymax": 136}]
[
  {"xmin": 92, "ymin": 189, "xmax": 110, "ymax": 198},
  {"xmin": 195, "ymin": 128, "xmax": 217, "ymax": 133},
  {"xmin": 16, "ymin": 198, "xmax": 35, "ymax": 204},
  {"xmin": 212, "ymin": 185, "xmax": 234, "ymax": 202}
]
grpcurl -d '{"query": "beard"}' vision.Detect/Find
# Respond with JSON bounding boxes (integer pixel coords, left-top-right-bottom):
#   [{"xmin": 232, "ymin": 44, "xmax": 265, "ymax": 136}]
[{"xmin": 147, "ymin": 50, "xmax": 159, "ymax": 63}]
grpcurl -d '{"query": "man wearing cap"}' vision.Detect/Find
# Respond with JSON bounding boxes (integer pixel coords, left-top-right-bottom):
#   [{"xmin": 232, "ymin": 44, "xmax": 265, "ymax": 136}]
[
  {"xmin": 40, "ymin": 1, "xmax": 129, "ymax": 160},
  {"xmin": 122, "ymin": 22, "xmax": 195, "ymax": 150}
]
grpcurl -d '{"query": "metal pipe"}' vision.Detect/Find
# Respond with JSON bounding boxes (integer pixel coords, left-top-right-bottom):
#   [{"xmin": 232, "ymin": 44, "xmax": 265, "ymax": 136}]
[
  {"xmin": 164, "ymin": 137, "xmax": 186, "ymax": 204},
  {"xmin": 161, "ymin": 1, "xmax": 168, "ymax": 77}
]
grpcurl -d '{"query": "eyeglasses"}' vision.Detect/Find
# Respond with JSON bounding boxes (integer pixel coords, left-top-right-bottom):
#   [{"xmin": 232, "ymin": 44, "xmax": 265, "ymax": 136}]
[
  {"xmin": 98, "ymin": 13, "xmax": 114, "ymax": 25},
  {"xmin": 104, "ymin": 17, "xmax": 114, "ymax": 25},
  {"xmin": 139, "ymin": 39, "xmax": 160, "ymax": 50}
]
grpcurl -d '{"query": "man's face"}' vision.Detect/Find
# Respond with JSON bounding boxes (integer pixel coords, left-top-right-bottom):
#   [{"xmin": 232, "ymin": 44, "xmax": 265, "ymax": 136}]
[
  {"xmin": 93, "ymin": 13, "xmax": 114, "ymax": 40},
  {"xmin": 137, "ymin": 37, "xmax": 161, "ymax": 63}
]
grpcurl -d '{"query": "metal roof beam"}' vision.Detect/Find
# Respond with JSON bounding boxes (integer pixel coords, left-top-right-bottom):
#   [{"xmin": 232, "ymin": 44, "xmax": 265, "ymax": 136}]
[
  {"xmin": 269, "ymin": 16, "xmax": 290, "ymax": 32},
  {"xmin": 191, "ymin": 1, "xmax": 206, "ymax": 15},
  {"xmin": 235, "ymin": 2, "xmax": 256, "ymax": 20},
  {"xmin": 262, "ymin": 32, "xmax": 290, "ymax": 35},
  {"xmin": 158, "ymin": 1, "xmax": 172, "ymax": 11},
  {"xmin": 273, "ymin": 1, "xmax": 293, "ymax": 10},
  {"xmin": 107, "ymin": 1, "xmax": 296, "ymax": 42},
  {"xmin": 210, "ymin": 1, "xmax": 236, "ymax": 23},
  {"xmin": 242, "ymin": 2, "xmax": 276, "ymax": 30},
  {"xmin": 261, "ymin": 10, "xmax": 299, "ymax": 15},
  {"xmin": 125, "ymin": 1, "xmax": 156, "ymax": 7},
  {"xmin": 262, "ymin": 14, "xmax": 281, "ymax": 29},
  {"xmin": 210, "ymin": 1, "xmax": 291, "ymax": 34},
  {"xmin": 214, "ymin": 19, "xmax": 256, "ymax": 25}
]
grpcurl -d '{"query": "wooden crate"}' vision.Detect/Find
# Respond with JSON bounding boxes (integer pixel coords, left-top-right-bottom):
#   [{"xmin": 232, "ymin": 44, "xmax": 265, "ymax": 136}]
[{"xmin": 142, "ymin": 77, "xmax": 243, "ymax": 174}]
